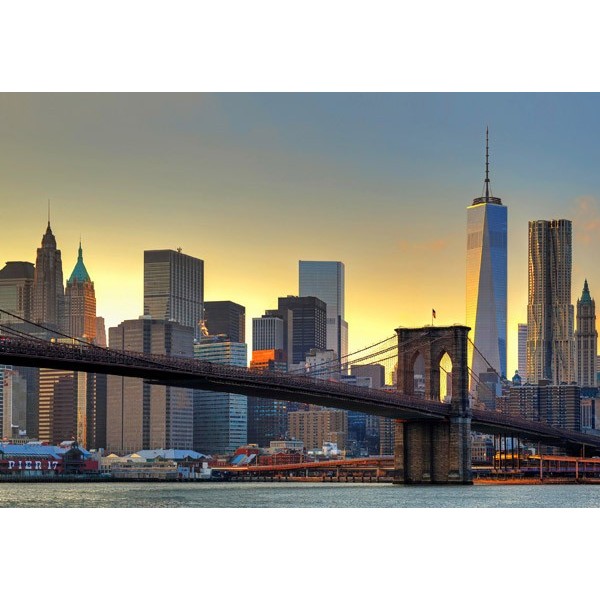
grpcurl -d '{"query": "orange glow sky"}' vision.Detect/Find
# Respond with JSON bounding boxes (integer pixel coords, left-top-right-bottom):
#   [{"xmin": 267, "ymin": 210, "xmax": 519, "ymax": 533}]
[{"xmin": 2, "ymin": 93, "xmax": 600, "ymax": 374}]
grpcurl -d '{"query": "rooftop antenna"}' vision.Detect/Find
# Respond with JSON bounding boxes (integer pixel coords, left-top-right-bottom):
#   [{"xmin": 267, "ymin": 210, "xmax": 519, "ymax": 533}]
[
  {"xmin": 48, "ymin": 198, "xmax": 51, "ymax": 226},
  {"xmin": 484, "ymin": 127, "xmax": 490, "ymax": 201}
]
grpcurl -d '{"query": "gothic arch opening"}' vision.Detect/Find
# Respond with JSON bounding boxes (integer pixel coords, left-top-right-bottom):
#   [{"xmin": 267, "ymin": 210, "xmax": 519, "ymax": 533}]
[
  {"xmin": 412, "ymin": 351, "xmax": 425, "ymax": 395},
  {"xmin": 439, "ymin": 350, "xmax": 453, "ymax": 403}
]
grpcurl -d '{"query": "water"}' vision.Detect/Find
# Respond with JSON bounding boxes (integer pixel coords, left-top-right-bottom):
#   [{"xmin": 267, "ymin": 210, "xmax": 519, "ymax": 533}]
[{"xmin": 2, "ymin": 481, "xmax": 600, "ymax": 508}]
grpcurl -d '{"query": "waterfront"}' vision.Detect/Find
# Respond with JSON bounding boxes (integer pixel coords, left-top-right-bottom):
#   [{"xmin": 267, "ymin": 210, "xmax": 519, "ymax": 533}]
[{"xmin": 3, "ymin": 481, "xmax": 600, "ymax": 508}]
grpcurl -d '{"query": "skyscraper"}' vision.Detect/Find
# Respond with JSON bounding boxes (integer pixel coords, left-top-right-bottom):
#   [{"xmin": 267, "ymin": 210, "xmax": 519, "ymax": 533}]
[
  {"xmin": 0, "ymin": 262, "xmax": 38, "ymax": 439},
  {"xmin": 38, "ymin": 242, "xmax": 103, "ymax": 449},
  {"xmin": 276, "ymin": 296, "xmax": 327, "ymax": 367},
  {"xmin": 518, "ymin": 323, "xmax": 528, "ymax": 380},
  {"xmin": 64, "ymin": 243, "xmax": 97, "ymax": 341},
  {"xmin": 527, "ymin": 219, "xmax": 575, "ymax": 385},
  {"xmin": 466, "ymin": 130, "xmax": 507, "ymax": 388},
  {"xmin": 193, "ymin": 336, "xmax": 247, "ymax": 454},
  {"xmin": 576, "ymin": 280, "xmax": 597, "ymax": 388},
  {"xmin": 248, "ymin": 313, "xmax": 288, "ymax": 448},
  {"xmin": 107, "ymin": 318, "xmax": 194, "ymax": 453},
  {"xmin": 38, "ymin": 368, "xmax": 81, "ymax": 445},
  {"xmin": 299, "ymin": 261, "xmax": 348, "ymax": 361},
  {"xmin": 0, "ymin": 262, "xmax": 35, "ymax": 323},
  {"xmin": 203, "ymin": 300, "xmax": 245, "ymax": 343},
  {"xmin": 95, "ymin": 316, "xmax": 107, "ymax": 347},
  {"xmin": 253, "ymin": 314, "xmax": 285, "ymax": 353},
  {"xmin": 32, "ymin": 220, "xmax": 64, "ymax": 329},
  {"xmin": 144, "ymin": 249, "xmax": 204, "ymax": 340}
]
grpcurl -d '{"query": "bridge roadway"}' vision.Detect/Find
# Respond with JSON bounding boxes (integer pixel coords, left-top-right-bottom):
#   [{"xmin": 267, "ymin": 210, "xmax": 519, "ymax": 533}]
[{"xmin": 2, "ymin": 336, "xmax": 600, "ymax": 453}]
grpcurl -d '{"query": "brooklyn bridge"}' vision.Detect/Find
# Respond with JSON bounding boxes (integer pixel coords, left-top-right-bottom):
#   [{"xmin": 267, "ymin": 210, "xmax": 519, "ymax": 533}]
[{"xmin": 1, "ymin": 310, "xmax": 599, "ymax": 484}]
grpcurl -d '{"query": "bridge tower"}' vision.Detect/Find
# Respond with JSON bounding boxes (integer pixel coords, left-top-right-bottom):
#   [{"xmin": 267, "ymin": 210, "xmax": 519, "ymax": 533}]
[{"xmin": 393, "ymin": 326, "xmax": 472, "ymax": 484}]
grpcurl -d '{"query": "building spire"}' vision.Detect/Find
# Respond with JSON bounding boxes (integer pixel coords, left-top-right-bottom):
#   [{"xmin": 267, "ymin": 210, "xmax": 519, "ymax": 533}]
[
  {"xmin": 472, "ymin": 127, "xmax": 502, "ymax": 206},
  {"xmin": 484, "ymin": 127, "xmax": 490, "ymax": 201},
  {"xmin": 48, "ymin": 198, "xmax": 51, "ymax": 227},
  {"xmin": 581, "ymin": 279, "xmax": 592, "ymax": 304},
  {"xmin": 68, "ymin": 240, "xmax": 91, "ymax": 284}
]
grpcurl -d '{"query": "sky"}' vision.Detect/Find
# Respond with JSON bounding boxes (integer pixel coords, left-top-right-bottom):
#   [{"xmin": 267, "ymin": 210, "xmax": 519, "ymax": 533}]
[{"xmin": 2, "ymin": 92, "xmax": 600, "ymax": 374}]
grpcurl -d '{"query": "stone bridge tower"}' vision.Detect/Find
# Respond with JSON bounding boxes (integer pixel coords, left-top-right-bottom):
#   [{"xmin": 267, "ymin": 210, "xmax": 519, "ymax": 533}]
[{"xmin": 394, "ymin": 326, "xmax": 472, "ymax": 484}]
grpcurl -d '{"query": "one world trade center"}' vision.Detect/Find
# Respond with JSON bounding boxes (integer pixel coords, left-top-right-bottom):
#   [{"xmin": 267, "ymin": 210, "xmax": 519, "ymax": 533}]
[{"xmin": 466, "ymin": 129, "xmax": 507, "ymax": 391}]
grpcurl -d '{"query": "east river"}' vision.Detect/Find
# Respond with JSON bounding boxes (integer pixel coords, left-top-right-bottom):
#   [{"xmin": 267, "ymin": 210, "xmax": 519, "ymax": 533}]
[{"xmin": 3, "ymin": 481, "xmax": 600, "ymax": 508}]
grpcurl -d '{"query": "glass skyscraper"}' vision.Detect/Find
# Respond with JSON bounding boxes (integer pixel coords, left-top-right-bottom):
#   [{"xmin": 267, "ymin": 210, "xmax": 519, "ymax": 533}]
[
  {"xmin": 299, "ymin": 261, "xmax": 348, "ymax": 361},
  {"xmin": 143, "ymin": 249, "xmax": 204, "ymax": 340},
  {"xmin": 276, "ymin": 296, "xmax": 327, "ymax": 366},
  {"xmin": 193, "ymin": 336, "xmax": 247, "ymax": 455},
  {"xmin": 466, "ymin": 131, "xmax": 507, "ymax": 389},
  {"xmin": 203, "ymin": 300, "xmax": 245, "ymax": 343}
]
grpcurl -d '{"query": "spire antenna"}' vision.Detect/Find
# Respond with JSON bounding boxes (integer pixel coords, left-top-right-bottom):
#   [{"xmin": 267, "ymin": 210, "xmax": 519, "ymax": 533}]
[
  {"xmin": 47, "ymin": 198, "xmax": 51, "ymax": 226},
  {"xmin": 484, "ymin": 127, "xmax": 490, "ymax": 201}
]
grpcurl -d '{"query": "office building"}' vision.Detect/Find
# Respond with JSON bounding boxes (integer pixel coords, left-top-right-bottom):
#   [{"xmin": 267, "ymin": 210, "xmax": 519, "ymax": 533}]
[
  {"xmin": 0, "ymin": 261, "xmax": 35, "ymax": 324},
  {"xmin": 247, "ymin": 398, "xmax": 289, "ymax": 448},
  {"xmin": 87, "ymin": 372, "xmax": 107, "ymax": 451},
  {"xmin": 351, "ymin": 364, "xmax": 385, "ymax": 389},
  {"xmin": 37, "ymin": 244, "xmax": 101, "ymax": 448},
  {"xmin": 250, "ymin": 349, "xmax": 287, "ymax": 371},
  {"xmin": 508, "ymin": 380, "xmax": 581, "ymax": 432},
  {"xmin": 1, "ymin": 369, "xmax": 27, "ymax": 438},
  {"xmin": 0, "ymin": 264, "xmax": 37, "ymax": 439},
  {"xmin": 576, "ymin": 280, "xmax": 597, "ymax": 388},
  {"xmin": 32, "ymin": 220, "xmax": 65, "ymax": 329},
  {"xmin": 107, "ymin": 318, "xmax": 194, "ymax": 454},
  {"xmin": 379, "ymin": 416, "xmax": 395, "ymax": 455},
  {"xmin": 466, "ymin": 130, "xmax": 507, "ymax": 387},
  {"xmin": 288, "ymin": 409, "xmax": 348, "ymax": 452},
  {"xmin": 253, "ymin": 314, "xmax": 285, "ymax": 353},
  {"xmin": 203, "ymin": 301, "xmax": 245, "ymax": 343},
  {"xmin": 193, "ymin": 336, "xmax": 247, "ymax": 455},
  {"xmin": 518, "ymin": 323, "xmax": 528, "ymax": 381},
  {"xmin": 249, "ymin": 315, "xmax": 288, "ymax": 447},
  {"xmin": 340, "ymin": 374, "xmax": 375, "ymax": 455},
  {"xmin": 304, "ymin": 348, "xmax": 339, "ymax": 380},
  {"xmin": 299, "ymin": 261, "xmax": 348, "ymax": 362},
  {"xmin": 143, "ymin": 249, "xmax": 204, "ymax": 340},
  {"xmin": 64, "ymin": 243, "xmax": 97, "ymax": 341},
  {"xmin": 527, "ymin": 219, "xmax": 575, "ymax": 385},
  {"xmin": 95, "ymin": 317, "xmax": 107, "ymax": 347},
  {"xmin": 38, "ymin": 368, "xmax": 87, "ymax": 446},
  {"xmin": 276, "ymin": 296, "xmax": 327, "ymax": 367},
  {"xmin": 581, "ymin": 396, "xmax": 600, "ymax": 431},
  {"xmin": 247, "ymin": 352, "xmax": 288, "ymax": 448},
  {"xmin": 475, "ymin": 368, "xmax": 501, "ymax": 411}
]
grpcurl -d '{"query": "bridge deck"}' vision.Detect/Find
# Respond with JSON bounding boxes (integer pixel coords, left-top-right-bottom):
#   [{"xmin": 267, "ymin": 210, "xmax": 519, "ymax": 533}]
[{"xmin": 1, "ymin": 337, "xmax": 600, "ymax": 452}]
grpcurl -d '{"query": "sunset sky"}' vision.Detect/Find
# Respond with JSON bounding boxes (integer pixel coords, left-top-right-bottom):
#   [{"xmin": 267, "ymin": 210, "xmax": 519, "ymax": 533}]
[{"xmin": 2, "ymin": 93, "xmax": 600, "ymax": 374}]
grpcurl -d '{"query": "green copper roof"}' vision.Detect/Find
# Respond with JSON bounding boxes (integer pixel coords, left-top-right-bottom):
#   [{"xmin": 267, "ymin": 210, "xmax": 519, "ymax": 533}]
[
  {"xmin": 68, "ymin": 243, "xmax": 91, "ymax": 284},
  {"xmin": 581, "ymin": 279, "xmax": 592, "ymax": 304}
]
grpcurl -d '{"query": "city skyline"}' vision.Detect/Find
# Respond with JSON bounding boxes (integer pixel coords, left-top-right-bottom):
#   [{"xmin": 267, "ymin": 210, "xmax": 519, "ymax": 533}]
[{"xmin": 3, "ymin": 94, "xmax": 600, "ymax": 375}]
